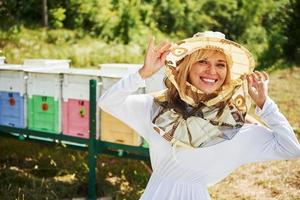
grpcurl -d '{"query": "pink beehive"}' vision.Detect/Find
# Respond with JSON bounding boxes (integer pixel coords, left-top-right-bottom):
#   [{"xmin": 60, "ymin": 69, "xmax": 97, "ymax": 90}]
[
  {"xmin": 61, "ymin": 68, "xmax": 101, "ymax": 138},
  {"xmin": 62, "ymin": 99, "xmax": 90, "ymax": 138}
]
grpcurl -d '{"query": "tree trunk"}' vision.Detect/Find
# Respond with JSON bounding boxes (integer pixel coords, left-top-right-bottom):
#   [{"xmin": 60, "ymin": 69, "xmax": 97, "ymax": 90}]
[{"xmin": 42, "ymin": 0, "xmax": 48, "ymax": 27}]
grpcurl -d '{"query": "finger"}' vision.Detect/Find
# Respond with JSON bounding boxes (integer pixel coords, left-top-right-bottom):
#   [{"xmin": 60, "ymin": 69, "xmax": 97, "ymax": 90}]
[
  {"xmin": 257, "ymin": 80, "xmax": 265, "ymax": 96},
  {"xmin": 254, "ymin": 71, "xmax": 263, "ymax": 81},
  {"xmin": 246, "ymin": 74, "xmax": 253, "ymax": 87},
  {"xmin": 155, "ymin": 41, "xmax": 167, "ymax": 52},
  {"xmin": 155, "ymin": 43, "xmax": 171, "ymax": 57},
  {"xmin": 259, "ymin": 71, "xmax": 265, "ymax": 81},
  {"xmin": 160, "ymin": 50, "xmax": 171, "ymax": 62},
  {"xmin": 147, "ymin": 36, "xmax": 155, "ymax": 53},
  {"xmin": 246, "ymin": 75, "xmax": 255, "ymax": 95},
  {"xmin": 262, "ymin": 71, "xmax": 269, "ymax": 81},
  {"xmin": 157, "ymin": 43, "xmax": 172, "ymax": 54},
  {"xmin": 247, "ymin": 73, "xmax": 255, "ymax": 85},
  {"xmin": 251, "ymin": 72, "xmax": 256, "ymax": 79},
  {"xmin": 252, "ymin": 72, "xmax": 260, "ymax": 83}
]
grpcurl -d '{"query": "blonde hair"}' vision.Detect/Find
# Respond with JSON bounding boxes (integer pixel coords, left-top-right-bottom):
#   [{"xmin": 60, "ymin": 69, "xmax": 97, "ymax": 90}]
[{"xmin": 164, "ymin": 49, "xmax": 231, "ymax": 108}]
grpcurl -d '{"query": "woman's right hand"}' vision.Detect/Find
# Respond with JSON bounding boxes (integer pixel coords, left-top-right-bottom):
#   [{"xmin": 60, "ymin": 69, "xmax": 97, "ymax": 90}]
[{"xmin": 139, "ymin": 37, "xmax": 171, "ymax": 79}]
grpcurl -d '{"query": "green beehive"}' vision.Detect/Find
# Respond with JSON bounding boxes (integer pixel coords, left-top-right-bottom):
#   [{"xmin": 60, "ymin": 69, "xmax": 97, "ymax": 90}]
[
  {"xmin": 24, "ymin": 60, "xmax": 70, "ymax": 133},
  {"xmin": 27, "ymin": 95, "xmax": 59, "ymax": 133}
]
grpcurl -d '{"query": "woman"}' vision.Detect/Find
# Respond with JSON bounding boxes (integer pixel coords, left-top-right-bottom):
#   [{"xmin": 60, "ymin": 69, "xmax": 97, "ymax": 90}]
[{"xmin": 99, "ymin": 31, "xmax": 300, "ymax": 200}]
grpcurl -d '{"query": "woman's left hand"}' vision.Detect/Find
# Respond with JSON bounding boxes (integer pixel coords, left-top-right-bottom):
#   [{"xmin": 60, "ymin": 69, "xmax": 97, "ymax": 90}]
[{"xmin": 246, "ymin": 71, "xmax": 269, "ymax": 109}]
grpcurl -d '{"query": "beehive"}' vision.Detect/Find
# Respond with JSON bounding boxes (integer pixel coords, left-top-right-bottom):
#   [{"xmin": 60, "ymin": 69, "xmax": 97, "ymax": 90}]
[
  {"xmin": 25, "ymin": 60, "xmax": 70, "ymax": 133},
  {"xmin": 99, "ymin": 64, "xmax": 144, "ymax": 146},
  {"xmin": 61, "ymin": 68, "xmax": 101, "ymax": 138},
  {"xmin": 0, "ymin": 64, "xmax": 26, "ymax": 128},
  {"xmin": 23, "ymin": 59, "xmax": 70, "ymax": 69}
]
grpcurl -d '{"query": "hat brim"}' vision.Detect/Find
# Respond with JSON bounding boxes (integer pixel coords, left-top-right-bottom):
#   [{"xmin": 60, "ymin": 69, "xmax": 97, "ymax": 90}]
[{"xmin": 165, "ymin": 36, "xmax": 255, "ymax": 80}]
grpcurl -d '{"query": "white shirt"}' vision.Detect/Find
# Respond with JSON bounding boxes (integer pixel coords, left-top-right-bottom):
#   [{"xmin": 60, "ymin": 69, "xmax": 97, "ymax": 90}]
[{"xmin": 99, "ymin": 71, "xmax": 300, "ymax": 200}]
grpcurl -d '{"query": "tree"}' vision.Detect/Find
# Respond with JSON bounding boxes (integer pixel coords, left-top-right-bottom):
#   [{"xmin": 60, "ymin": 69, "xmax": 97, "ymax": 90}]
[
  {"xmin": 283, "ymin": 0, "xmax": 300, "ymax": 65},
  {"xmin": 42, "ymin": 0, "xmax": 48, "ymax": 27}
]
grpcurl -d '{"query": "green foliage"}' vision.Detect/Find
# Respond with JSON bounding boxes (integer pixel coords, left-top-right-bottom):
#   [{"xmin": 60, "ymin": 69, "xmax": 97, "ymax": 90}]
[
  {"xmin": 0, "ymin": 0, "xmax": 299, "ymax": 68},
  {"xmin": 49, "ymin": 7, "xmax": 66, "ymax": 29},
  {"xmin": 0, "ymin": 0, "xmax": 41, "ymax": 28},
  {"xmin": 0, "ymin": 27, "xmax": 146, "ymax": 67},
  {"xmin": 241, "ymin": 26, "xmax": 269, "ymax": 68},
  {"xmin": 283, "ymin": 0, "xmax": 300, "ymax": 65},
  {"xmin": 113, "ymin": 0, "xmax": 141, "ymax": 44},
  {"xmin": 253, "ymin": 0, "xmax": 290, "ymax": 69}
]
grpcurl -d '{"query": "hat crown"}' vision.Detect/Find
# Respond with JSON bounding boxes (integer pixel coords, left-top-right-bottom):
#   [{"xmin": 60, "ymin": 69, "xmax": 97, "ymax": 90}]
[{"xmin": 193, "ymin": 31, "xmax": 225, "ymax": 39}]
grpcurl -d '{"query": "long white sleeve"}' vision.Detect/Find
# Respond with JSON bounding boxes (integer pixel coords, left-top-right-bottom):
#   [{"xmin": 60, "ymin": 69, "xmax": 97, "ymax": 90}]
[
  {"xmin": 98, "ymin": 71, "xmax": 153, "ymax": 141},
  {"xmin": 241, "ymin": 97, "xmax": 300, "ymax": 163}
]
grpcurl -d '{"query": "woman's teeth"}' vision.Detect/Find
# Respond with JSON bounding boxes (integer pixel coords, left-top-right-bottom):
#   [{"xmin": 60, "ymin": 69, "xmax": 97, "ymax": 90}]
[{"xmin": 201, "ymin": 77, "xmax": 217, "ymax": 83}]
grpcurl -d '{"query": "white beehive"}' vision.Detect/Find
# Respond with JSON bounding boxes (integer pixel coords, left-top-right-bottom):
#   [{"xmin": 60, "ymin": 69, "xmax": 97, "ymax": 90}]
[
  {"xmin": 23, "ymin": 59, "xmax": 70, "ymax": 69},
  {"xmin": 62, "ymin": 68, "xmax": 102, "ymax": 101},
  {"xmin": 23, "ymin": 59, "xmax": 70, "ymax": 98},
  {"xmin": 0, "ymin": 64, "xmax": 26, "ymax": 96},
  {"xmin": 25, "ymin": 67, "xmax": 69, "ymax": 99},
  {"xmin": 0, "ymin": 59, "xmax": 70, "ymax": 97}
]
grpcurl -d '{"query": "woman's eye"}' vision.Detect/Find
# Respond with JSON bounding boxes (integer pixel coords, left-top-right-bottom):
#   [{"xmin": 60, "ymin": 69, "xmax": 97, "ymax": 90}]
[
  {"xmin": 217, "ymin": 63, "xmax": 226, "ymax": 68},
  {"xmin": 198, "ymin": 60, "xmax": 208, "ymax": 64}
]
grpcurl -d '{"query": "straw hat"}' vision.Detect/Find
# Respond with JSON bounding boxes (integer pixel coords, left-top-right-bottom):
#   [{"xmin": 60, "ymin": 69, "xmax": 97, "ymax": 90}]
[
  {"xmin": 165, "ymin": 31, "xmax": 255, "ymax": 79},
  {"xmin": 164, "ymin": 31, "xmax": 255, "ymax": 107}
]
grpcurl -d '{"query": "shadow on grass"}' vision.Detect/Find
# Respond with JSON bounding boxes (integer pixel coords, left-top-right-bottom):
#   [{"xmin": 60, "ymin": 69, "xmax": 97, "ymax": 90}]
[{"xmin": 0, "ymin": 137, "xmax": 150, "ymax": 200}]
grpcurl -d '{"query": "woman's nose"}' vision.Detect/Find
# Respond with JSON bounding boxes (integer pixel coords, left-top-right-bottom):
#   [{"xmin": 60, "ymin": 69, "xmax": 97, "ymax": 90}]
[{"xmin": 206, "ymin": 64, "xmax": 217, "ymax": 74}]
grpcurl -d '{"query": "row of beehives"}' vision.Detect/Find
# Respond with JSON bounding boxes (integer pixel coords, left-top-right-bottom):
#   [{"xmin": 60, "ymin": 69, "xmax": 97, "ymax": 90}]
[{"xmin": 0, "ymin": 57, "xmax": 165, "ymax": 146}]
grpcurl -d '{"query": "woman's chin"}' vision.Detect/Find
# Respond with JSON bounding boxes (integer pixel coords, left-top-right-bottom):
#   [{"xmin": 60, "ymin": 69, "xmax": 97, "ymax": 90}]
[
  {"xmin": 195, "ymin": 84, "xmax": 218, "ymax": 94},
  {"xmin": 202, "ymin": 89, "xmax": 217, "ymax": 94}
]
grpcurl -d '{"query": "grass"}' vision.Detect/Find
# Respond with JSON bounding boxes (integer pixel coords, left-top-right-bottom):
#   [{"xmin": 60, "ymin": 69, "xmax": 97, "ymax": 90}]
[
  {"xmin": 0, "ymin": 138, "xmax": 150, "ymax": 200},
  {"xmin": 267, "ymin": 67, "xmax": 300, "ymax": 132}
]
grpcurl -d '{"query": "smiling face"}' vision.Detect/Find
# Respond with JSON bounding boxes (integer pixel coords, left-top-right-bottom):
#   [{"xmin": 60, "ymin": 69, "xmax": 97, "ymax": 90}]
[{"xmin": 188, "ymin": 50, "xmax": 228, "ymax": 94}]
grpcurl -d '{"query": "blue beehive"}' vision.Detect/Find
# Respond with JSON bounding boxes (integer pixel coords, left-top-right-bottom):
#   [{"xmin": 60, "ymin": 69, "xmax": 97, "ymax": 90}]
[
  {"xmin": 0, "ymin": 64, "xmax": 27, "ymax": 128},
  {"xmin": 0, "ymin": 91, "xmax": 25, "ymax": 127}
]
